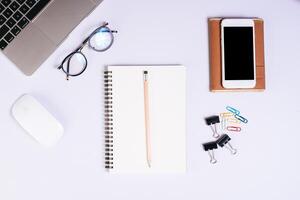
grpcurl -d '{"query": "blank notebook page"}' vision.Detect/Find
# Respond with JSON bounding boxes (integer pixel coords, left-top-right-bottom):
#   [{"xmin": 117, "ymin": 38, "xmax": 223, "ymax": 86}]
[{"xmin": 107, "ymin": 66, "xmax": 186, "ymax": 173}]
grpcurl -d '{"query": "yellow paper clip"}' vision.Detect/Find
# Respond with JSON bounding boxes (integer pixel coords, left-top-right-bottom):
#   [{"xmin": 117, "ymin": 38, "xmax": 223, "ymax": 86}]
[
  {"xmin": 220, "ymin": 112, "xmax": 234, "ymax": 118},
  {"xmin": 227, "ymin": 118, "xmax": 240, "ymax": 124}
]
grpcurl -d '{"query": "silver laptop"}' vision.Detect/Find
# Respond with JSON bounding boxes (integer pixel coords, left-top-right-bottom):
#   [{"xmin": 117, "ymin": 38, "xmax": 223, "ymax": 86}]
[{"xmin": 0, "ymin": 0, "xmax": 103, "ymax": 75}]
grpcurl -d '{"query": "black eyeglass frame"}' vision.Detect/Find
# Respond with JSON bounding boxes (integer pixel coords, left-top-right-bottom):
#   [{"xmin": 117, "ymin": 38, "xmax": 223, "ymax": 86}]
[{"xmin": 58, "ymin": 22, "xmax": 117, "ymax": 80}]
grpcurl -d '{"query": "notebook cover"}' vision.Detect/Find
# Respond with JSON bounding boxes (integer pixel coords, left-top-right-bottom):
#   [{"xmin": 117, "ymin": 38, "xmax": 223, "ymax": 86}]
[{"xmin": 209, "ymin": 18, "xmax": 266, "ymax": 92}]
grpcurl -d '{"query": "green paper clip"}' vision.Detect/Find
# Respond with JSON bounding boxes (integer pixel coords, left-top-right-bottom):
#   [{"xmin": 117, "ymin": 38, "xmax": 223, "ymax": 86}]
[{"xmin": 234, "ymin": 114, "xmax": 248, "ymax": 124}]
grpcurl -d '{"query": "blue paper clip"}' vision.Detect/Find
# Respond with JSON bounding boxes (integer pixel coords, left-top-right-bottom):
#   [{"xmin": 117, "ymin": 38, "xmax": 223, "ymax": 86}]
[
  {"xmin": 234, "ymin": 114, "xmax": 248, "ymax": 124},
  {"xmin": 226, "ymin": 106, "xmax": 240, "ymax": 115}
]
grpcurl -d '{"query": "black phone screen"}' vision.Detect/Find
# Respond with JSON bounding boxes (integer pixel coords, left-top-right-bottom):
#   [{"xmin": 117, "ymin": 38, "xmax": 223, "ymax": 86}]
[{"xmin": 223, "ymin": 27, "xmax": 254, "ymax": 80}]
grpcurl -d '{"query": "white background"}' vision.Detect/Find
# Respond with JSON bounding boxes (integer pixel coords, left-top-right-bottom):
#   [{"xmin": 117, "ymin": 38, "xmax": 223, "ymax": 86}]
[{"xmin": 1, "ymin": 0, "xmax": 300, "ymax": 199}]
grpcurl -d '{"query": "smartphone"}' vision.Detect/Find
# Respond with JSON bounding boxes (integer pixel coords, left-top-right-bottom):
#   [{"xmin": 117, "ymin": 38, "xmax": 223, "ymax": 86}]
[{"xmin": 221, "ymin": 19, "xmax": 256, "ymax": 88}]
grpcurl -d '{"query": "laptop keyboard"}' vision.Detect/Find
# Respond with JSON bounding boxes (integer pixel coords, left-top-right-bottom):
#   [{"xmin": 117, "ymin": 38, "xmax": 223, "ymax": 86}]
[{"xmin": 0, "ymin": 0, "xmax": 50, "ymax": 50}]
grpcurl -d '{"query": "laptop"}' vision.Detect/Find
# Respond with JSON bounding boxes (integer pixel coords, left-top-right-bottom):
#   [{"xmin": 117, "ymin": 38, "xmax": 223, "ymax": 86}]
[{"xmin": 0, "ymin": 0, "xmax": 103, "ymax": 75}]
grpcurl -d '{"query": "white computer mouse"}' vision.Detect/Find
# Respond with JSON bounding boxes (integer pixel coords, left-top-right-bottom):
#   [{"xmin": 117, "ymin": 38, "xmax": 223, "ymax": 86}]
[{"xmin": 11, "ymin": 94, "xmax": 64, "ymax": 147}]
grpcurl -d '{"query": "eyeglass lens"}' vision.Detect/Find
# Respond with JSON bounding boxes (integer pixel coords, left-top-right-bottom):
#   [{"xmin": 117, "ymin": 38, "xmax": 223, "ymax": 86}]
[
  {"xmin": 89, "ymin": 27, "xmax": 114, "ymax": 51},
  {"xmin": 61, "ymin": 52, "xmax": 87, "ymax": 76}
]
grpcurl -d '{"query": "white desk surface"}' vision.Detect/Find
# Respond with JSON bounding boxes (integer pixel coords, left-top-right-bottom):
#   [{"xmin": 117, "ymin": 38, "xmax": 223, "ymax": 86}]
[{"xmin": 1, "ymin": 0, "xmax": 300, "ymax": 199}]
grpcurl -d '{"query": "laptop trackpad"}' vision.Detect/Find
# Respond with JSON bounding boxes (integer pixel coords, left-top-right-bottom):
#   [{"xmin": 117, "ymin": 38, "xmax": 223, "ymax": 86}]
[
  {"xmin": 4, "ymin": 24, "xmax": 56, "ymax": 76},
  {"xmin": 33, "ymin": 0, "xmax": 95, "ymax": 45}
]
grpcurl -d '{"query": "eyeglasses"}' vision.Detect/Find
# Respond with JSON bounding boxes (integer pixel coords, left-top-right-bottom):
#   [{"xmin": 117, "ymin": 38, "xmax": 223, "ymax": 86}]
[{"xmin": 58, "ymin": 22, "xmax": 117, "ymax": 80}]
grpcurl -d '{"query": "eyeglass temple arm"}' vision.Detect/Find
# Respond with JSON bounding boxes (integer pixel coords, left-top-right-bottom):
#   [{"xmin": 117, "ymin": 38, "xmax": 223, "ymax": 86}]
[
  {"xmin": 104, "ymin": 21, "xmax": 117, "ymax": 33},
  {"xmin": 66, "ymin": 55, "xmax": 72, "ymax": 80}
]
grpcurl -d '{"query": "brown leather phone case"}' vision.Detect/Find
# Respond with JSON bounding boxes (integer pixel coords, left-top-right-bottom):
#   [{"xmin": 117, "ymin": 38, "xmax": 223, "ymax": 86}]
[{"xmin": 209, "ymin": 18, "xmax": 265, "ymax": 92}]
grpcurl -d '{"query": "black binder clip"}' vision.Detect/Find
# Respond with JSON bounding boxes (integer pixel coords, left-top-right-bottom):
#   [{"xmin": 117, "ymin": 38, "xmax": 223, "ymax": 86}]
[
  {"xmin": 205, "ymin": 115, "xmax": 220, "ymax": 138},
  {"xmin": 216, "ymin": 134, "xmax": 237, "ymax": 155},
  {"xmin": 203, "ymin": 141, "xmax": 218, "ymax": 164}
]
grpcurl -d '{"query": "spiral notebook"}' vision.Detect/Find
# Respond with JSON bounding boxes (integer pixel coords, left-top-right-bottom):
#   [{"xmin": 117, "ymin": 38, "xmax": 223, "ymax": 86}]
[{"xmin": 104, "ymin": 65, "xmax": 186, "ymax": 173}]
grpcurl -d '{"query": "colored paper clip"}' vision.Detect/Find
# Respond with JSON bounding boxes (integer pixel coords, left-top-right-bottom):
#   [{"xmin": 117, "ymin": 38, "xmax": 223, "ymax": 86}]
[
  {"xmin": 226, "ymin": 118, "xmax": 240, "ymax": 124},
  {"xmin": 226, "ymin": 126, "xmax": 241, "ymax": 132},
  {"xmin": 221, "ymin": 118, "xmax": 227, "ymax": 130},
  {"xmin": 226, "ymin": 106, "xmax": 240, "ymax": 115},
  {"xmin": 220, "ymin": 112, "xmax": 234, "ymax": 118},
  {"xmin": 234, "ymin": 114, "xmax": 248, "ymax": 124}
]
